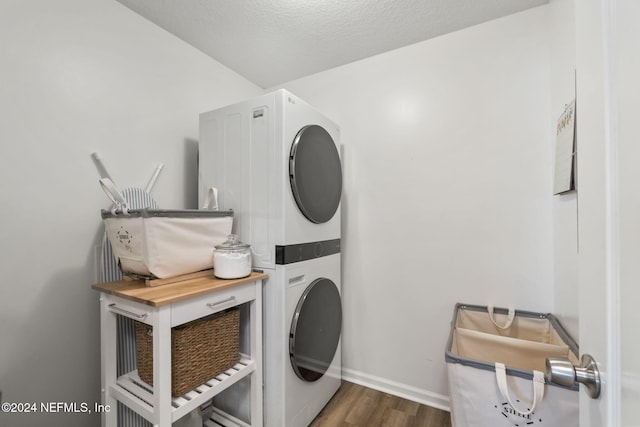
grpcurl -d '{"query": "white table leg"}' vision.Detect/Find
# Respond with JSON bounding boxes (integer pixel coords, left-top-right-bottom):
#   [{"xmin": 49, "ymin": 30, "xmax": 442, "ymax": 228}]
[
  {"xmin": 100, "ymin": 295, "xmax": 118, "ymax": 427},
  {"xmin": 250, "ymin": 282, "xmax": 263, "ymax": 427},
  {"xmin": 153, "ymin": 305, "xmax": 172, "ymax": 426}
]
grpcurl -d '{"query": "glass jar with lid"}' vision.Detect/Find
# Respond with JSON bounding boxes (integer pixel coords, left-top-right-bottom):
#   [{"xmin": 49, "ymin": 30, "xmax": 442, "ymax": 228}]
[{"xmin": 213, "ymin": 234, "xmax": 252, "ymax": 279}]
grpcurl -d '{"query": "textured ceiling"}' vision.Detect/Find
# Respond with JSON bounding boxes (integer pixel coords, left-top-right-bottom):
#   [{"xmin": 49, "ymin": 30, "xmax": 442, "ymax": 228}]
[{"xmin": 116, "ymin": 0, "xmax": 548, "ymax": 88}]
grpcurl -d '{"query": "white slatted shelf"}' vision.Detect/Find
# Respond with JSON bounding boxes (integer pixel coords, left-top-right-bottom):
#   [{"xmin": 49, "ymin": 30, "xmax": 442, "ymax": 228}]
[
  {"xmin": 205, "ymin": 407, "xmax": 252, "ymax": 427},
  {"xmin": 112, "ymin": 356, "xmax": 255, "ymax": 424}
]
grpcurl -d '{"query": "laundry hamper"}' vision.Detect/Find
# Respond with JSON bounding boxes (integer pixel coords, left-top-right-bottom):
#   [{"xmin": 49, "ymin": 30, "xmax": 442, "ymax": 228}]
[
  {"xmin": 99, "ymin": 178, "xmax": 233, "ymax": 279},
  {"xmin": 445, "ymin": 303, "xmax": 579, "ymax": 427}
]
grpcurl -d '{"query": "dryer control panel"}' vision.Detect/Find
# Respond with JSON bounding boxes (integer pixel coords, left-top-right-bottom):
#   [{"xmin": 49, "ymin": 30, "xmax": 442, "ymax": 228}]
[{"xmin": 275, "ymin": 239, "xmax": 340, "ymax": 265}]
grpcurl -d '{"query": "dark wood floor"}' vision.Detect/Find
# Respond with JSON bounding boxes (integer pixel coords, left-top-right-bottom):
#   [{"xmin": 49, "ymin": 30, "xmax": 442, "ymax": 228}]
[{"xmin": 309, "ymin": 381, "xmax": 452, "ymax": 427}]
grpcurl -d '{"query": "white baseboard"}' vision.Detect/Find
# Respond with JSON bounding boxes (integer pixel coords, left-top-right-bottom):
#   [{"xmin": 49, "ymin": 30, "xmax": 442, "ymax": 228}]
[{"xmin": 341, "ymin": 368, "xmax": 450, "ymax": 412}]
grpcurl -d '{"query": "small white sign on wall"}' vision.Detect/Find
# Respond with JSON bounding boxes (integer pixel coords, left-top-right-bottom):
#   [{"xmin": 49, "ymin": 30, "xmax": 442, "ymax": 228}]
[{"xmin": 553, "ymin": 100, "xmax": 576, "ymax": 195}]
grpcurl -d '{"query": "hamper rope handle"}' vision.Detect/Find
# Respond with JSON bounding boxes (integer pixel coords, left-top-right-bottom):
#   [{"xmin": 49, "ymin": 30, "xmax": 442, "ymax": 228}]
[
  {"xmin": 99, "ymin": 178, "xmax": 130, "ymax": 214},
  {"xmin": 202, "ymin": 187, "xmax": 219, "ymax": 211},
  {"xmin": 495, "ymin": 363, "xmax": 545, "ymax": 416},
  {"xmin": 487, "ymin": 306, "xmax": 515, "ymax": 330}
]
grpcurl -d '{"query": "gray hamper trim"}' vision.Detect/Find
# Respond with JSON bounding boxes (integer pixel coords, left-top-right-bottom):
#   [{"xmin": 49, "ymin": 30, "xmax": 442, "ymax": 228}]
[
  {"xmin": 445, "ymin": 302, "xmax": 579, "ymax": 391},
  {"xmin": 101, "ymin": 208, "xmax": 233, "ymax": 219}
]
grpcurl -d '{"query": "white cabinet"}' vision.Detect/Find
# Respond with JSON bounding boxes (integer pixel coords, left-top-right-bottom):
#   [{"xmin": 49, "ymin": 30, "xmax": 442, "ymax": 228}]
[{"xmin": 93, "ymin": 272, "xmax": 265, "ymax": 427}]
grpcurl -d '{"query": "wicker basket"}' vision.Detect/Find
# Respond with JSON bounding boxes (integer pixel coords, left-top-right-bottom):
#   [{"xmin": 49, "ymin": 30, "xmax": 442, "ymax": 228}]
[{"xmin": 134, "ymin": 307, "xmax": 240, "ymax": 396}]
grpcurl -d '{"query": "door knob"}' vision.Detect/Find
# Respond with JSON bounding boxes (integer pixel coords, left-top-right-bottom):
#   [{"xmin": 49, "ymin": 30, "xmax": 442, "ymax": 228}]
[{"xmin": 545, "ymin": 354, "xmax": 601, "ymax": 399}]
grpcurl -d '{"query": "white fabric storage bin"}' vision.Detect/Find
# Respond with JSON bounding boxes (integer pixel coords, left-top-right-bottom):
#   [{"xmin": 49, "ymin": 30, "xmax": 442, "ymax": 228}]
[
  {"xmin": 101, "ymin": 209, "xmax": 233, "ymax": 279},
  {"xmin": 451, "ymin": 328, "xmax": 575, "ymax": 372},
  {"xmin": 445, "ymin": 303, "xmax": 579, "ymax": 427},
  {"xmin": 455, "ymin": 306, "xmax": 571, "ymax": 346}
]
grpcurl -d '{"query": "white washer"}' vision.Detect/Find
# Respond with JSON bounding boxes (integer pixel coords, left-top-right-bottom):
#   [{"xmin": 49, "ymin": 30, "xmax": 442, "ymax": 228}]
[
  {"xmin": 199, "ymin": 89, "xmax": 342, "ymax": 270},
  {"xmin": 199, "ymin": 90, "xmax": 343, "ymax": 427},
  {"xmin": 265, "ymin": 255, "xmax": 342, "ymax": 427}
]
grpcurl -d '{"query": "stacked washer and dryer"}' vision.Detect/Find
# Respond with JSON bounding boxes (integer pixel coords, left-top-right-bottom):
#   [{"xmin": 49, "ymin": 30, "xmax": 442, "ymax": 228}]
[{"xmin": 199, "ymin": 89, "xmax": 343, "ymax": 427}]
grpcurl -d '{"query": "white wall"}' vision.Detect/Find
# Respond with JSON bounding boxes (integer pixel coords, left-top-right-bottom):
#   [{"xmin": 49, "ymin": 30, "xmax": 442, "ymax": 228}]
[
  {"xmin": 0, "ymin": 1, "xmax": 261, "ymax": 425},
  {"xmin": 549, "ymin": 0, "xmax": 579, "ymax": 340},
  {"xmin": 275, "ymin": 6, "xmax": 553, "ymax": 408}
]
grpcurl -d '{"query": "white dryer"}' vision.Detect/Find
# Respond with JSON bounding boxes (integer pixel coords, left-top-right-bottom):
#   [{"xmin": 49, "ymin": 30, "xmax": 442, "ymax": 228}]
[
  {"xmin": 199, "ymin": 90, "xmax": 343, "ymax": 427},
  {"xmin": 199, "ymin": 89, "xmax": 342, "ymax": 269}
]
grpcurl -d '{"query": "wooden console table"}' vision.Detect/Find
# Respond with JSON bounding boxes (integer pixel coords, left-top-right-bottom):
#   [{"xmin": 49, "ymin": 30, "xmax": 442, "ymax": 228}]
[{"xmin": 92, "ymin": 271, "xmax": 266, "ymax": 427}]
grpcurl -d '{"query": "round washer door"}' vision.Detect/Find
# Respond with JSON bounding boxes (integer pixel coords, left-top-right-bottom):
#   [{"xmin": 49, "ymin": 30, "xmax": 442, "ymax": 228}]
[
  {"xmin": 289, "ymin": 125, "xmax": 342, "ymax": 224},
  {"xmin": 289, "ymin": 278, "xmax": 342, "ymax": 382}
]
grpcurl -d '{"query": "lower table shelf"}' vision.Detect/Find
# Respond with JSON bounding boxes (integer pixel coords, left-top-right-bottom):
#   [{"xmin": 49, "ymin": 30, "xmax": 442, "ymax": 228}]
[
  {"xmin": 205, "ymin": 407, "xmax": 253, "ymax": 427},
  {"xmin": 111, "ymin": 355, "xmax": 255, "ymax": 424}
]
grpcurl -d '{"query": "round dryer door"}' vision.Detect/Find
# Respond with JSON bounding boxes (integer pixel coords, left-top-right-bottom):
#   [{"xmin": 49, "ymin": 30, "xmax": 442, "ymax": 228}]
[
  {"xmin": 289, "ymin": 278, "xmax": 342, "ymax": 382},
  {"xmin": 289, "ymin": 125, "xmax": 342, "ymax": 224}
]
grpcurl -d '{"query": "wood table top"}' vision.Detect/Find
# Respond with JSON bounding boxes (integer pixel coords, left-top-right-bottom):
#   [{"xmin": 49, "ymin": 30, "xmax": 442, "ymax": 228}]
[{"xmin": 92, "ymin": 271, "xmax": 267, "ymax": 307}]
